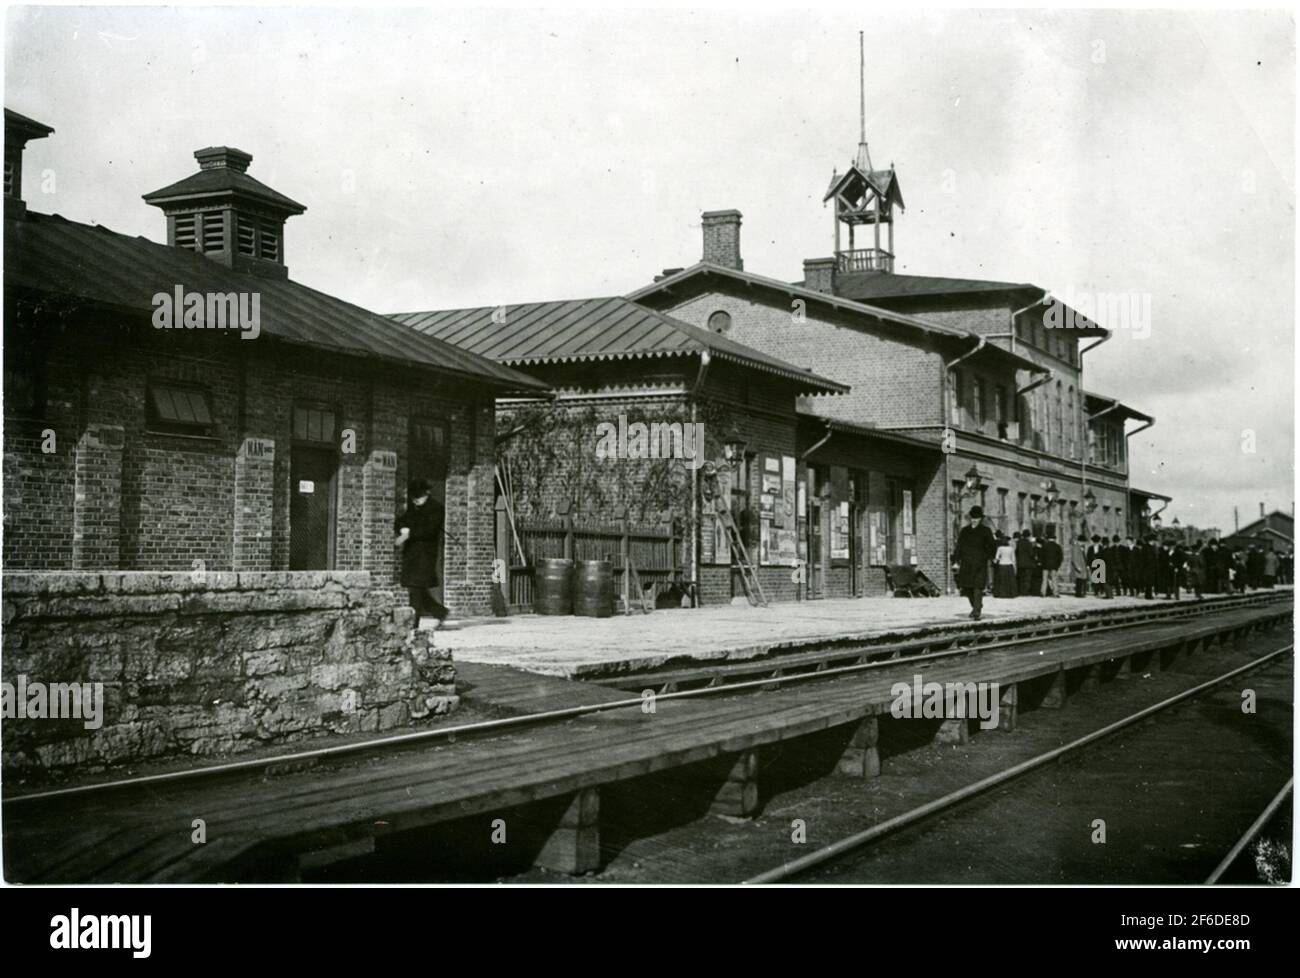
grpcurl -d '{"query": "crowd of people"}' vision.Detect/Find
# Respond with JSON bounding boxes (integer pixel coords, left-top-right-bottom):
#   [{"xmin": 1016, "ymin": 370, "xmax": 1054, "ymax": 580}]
[{"xmin": 952, "ymin": 505, "xmax": 1293, "ymax": 620}]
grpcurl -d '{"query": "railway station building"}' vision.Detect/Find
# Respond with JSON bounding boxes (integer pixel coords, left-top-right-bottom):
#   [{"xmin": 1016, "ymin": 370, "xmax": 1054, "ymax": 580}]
[
  {"xmin": 625, "ymin": 144, "xmax": 1159, "ymax": 592},
  {"xmin": 2, "ymin": 109, "xmax": 547, "ymax": 613}
]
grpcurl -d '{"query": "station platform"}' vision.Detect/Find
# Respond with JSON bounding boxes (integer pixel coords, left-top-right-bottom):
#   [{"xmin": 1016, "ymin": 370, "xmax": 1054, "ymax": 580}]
[
  {"xmin": 4, "ymin": 595, "xmax": 1289, "ymax": 883},
  {"xmin": 442, "ymin": 591, "xmax": 1287, "ymax": 679}
]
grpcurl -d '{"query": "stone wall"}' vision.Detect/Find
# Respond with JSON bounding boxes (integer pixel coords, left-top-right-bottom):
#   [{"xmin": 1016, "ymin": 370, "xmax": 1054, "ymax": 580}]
[{"xmin": 1, "ymin": 570, "xmax": 457, "ymax": 780}]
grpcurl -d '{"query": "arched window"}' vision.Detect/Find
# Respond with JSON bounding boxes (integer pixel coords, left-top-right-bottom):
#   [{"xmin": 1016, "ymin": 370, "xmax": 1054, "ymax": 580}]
[
  {"xmin": 1067, "ymin": 386, "xmax": 1076, "ymax": 458},
  {"xmin": 707, "ymin": 310, "xmax": 732, "ymax": 334}
]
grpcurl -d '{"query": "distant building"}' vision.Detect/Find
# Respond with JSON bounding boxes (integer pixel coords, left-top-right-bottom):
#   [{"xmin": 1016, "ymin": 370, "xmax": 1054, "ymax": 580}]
[{"xmin": 1221, "ymin": 510, "xmax": 1294, "ymax": 553}]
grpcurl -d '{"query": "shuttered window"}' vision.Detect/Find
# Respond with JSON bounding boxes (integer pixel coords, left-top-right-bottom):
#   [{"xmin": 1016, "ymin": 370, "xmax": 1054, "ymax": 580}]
[
  {"xmin": 201, "ymin": 211, "xmax": 225, "ymax": 253},
  {"xmin": 174, "ymin": 214, "xmax": 197, "ymax": 250}
]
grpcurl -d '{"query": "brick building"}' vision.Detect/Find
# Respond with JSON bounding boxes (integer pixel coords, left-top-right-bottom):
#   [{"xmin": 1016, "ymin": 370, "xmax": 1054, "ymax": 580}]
[
  {"xmin": 392, "ymin": 296, "xmax": 885, "ymax": 605},
  {"xmin": 2, "ymin": 110, "xmax": 548, "ymax": 616},
  {"xmin": 629, "ymin": 137, "xmax": 1160, "ymax": 589}
]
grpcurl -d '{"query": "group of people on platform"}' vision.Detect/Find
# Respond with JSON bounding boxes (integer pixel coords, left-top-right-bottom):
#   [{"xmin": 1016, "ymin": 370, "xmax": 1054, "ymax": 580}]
[{"xmin": 952, "ymin": 505, "xmax": 1293, "ymax": 621}]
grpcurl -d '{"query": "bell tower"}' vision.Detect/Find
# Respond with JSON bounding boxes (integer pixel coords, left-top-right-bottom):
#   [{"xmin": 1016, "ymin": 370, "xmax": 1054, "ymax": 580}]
[{"xmin": 822, "ymin": 32, "xmax": 904, "ymax": 274}]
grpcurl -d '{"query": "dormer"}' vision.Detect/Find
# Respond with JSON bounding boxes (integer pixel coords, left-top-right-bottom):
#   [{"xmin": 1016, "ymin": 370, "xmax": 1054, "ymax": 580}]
[{"xmin": 143, "ymin": 146, "xmax": 306, "ymax": 280}]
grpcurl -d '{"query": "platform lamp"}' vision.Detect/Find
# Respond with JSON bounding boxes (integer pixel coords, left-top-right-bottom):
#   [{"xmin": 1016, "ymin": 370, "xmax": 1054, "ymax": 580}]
[
  {"xmin": 1042, "ymin": 480, "xmax": 1060, "ymax": 532},
  {"xmin": 962, "ymin": 464, "xmax": 985, "ymax": 496}
]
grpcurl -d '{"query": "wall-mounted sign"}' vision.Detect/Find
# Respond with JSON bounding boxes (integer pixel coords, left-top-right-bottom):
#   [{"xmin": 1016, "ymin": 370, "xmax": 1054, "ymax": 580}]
[{"xmin": 298, "ymin": 480, "xmax": 315, "ymax": 494}]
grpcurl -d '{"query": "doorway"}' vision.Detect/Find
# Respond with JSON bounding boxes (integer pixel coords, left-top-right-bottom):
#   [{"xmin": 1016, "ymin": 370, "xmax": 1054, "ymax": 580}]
[{"xmin": 289, "ymin": 446, "xmax": 337, "ymax": 570}]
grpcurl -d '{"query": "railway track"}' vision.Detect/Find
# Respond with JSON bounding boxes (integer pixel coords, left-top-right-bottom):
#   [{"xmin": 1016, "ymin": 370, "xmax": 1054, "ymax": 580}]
[
  {"xmin": 1206, "ymin": 778, "xmax": 1293, "ymax": 884},
  {"xmin": 6, "ymin": 590, "xmax": 1290, "ymax": 809},
  {"xmin": 743, "ymin": 642, "xmax": 1294, "ymax": 884}
]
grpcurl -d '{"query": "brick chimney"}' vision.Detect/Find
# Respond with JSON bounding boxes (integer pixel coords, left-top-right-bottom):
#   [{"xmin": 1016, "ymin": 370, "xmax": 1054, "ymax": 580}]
[
  {"xmin": 803, "ymin": 257, "xmax": 837, "ymax": 294},
  {"xmin": 143, "ymin": 147, "xmax": 306, "ymax": 280},
  {"xmin": 4, "ymin": 108, "xmax": 54, "ymax": 218},
  {"xmin": 701, "ymin": 209, "xmax": 743, "ymax": 270}
]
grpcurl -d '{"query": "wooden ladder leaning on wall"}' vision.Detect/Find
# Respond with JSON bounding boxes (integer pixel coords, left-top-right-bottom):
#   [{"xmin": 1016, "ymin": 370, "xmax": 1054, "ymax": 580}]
[{"xmin": 702, "ymin": 462, "xmax": 768, "ymax": 608}]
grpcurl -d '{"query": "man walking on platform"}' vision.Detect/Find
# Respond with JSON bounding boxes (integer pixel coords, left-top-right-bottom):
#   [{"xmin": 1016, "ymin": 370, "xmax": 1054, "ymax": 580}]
[
  {"xmin": 1137, "ymin": 537, "xmax": 1157, "ymax": 599},
  {"xmin": 1015, "ymin": 530, "xmax": 1037, "ymax": 597},
  {"xmin": 1039, "ymin": 530, "xmax": 1063, "ymax": 597},
  {"xmin": 1069, "ymin": 533, "xmax": 1089, "ymax": 597},
  {"xmin": 953, "ymin": 506, "xmax": 997, "ymax": 621}
]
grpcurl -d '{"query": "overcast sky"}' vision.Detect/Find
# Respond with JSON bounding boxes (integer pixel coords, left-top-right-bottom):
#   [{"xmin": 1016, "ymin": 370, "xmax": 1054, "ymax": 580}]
[{"xmin": 4, "ymin": 5, "xmax": 1294, "ymax": 533}]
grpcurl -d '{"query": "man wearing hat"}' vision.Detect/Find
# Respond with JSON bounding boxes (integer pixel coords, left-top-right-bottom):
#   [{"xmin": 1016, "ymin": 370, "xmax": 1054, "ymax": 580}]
[{"xmin": 952, "ymin": 505, "xmax": 997, "ymax": 620}]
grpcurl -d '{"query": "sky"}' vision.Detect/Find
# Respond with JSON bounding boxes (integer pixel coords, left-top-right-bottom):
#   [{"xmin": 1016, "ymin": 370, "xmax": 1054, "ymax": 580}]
[{"xmin": 3, "ymin": 5, "xmax": 1294, "ymax": 533}]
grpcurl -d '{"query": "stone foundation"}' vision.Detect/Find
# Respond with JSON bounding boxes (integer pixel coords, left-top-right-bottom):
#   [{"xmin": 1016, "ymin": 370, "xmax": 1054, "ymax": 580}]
[{"xmin": 1, "ymin": 570, "xmax": 457, "ymax": 779}]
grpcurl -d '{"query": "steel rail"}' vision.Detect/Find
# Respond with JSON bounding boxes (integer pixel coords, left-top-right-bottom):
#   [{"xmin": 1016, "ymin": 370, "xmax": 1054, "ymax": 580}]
[
  {"xmin": 1205, "ymin": 777, "xmax": 1293, "ymax": 884},
  {"xmin": 744, "ymin": 643, "xmax": 1294, "ymax": 884}
]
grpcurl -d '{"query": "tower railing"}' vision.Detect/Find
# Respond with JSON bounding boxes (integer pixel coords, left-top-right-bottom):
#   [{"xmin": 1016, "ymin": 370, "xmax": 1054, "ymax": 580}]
[{"xmin": 836, "ymin": 248, "xmax": 894, "ymax": 273}]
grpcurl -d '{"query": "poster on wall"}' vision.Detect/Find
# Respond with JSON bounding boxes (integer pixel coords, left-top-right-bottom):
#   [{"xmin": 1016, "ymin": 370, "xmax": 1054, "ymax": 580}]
[
  {"xmin": 902, "ymin": 490, "xmax": 914, "ymax": 535},
  {"xmin": 870, "ymin": 511, "xmax": 888, "ymax": 566},
  {"xmin": 759, "ymin": 521, "xmax": 772, "ymax": 564},
  {"xmin": 763, "ymin": 471, "xmax": 783, "ymax": 528},
  {"xmin": 776, "ymin": 528, "xmax": 798, "ymax": 566},
  {"xmin": 831, "ymin": 500, "xmax": 850, "ymax": 560}
]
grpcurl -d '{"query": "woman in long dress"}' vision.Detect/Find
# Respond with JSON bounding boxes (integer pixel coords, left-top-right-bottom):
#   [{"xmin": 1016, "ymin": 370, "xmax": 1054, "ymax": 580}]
[{"xmin": 993, "ymin": 532, "xmax": 1018, "ymax": 598}]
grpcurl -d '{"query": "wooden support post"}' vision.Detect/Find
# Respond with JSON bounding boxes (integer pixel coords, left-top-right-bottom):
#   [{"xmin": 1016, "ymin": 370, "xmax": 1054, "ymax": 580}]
[
  {"xmin": 998, "ymin": 683, "xmax": 1018, "ymax": 732},
  {"xmin": 536, "ymin": 787, "xmax": 601, "ymax": 875},
  {"xmin": 559, "ymin": 500, "xmax": 575, "ymax": 561},
  {"xmin": 936, "ymin": 716, "xmax": 970, "ymax": 745},
  {"xmin": 1077, "ymin": 664, "xmax": 1099, "ymax": 692},
  {"xmin": 1041, "ymin": 670, "xmax": 1067, "ymax": 709},
  {"xmin": 710, "ymin": 750, "xmax": 760, "ymax": 817},
  {"xmin": 836, "ymin": 717, "xmax": 881, "ymax": 777}
]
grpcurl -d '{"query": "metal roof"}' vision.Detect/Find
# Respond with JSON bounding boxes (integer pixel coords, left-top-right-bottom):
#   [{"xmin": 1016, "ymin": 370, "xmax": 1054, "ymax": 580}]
[
  {"xmin": 5, "ymin": 108, "xmax": 54, "ymax": 140},
  {"xmin": 798, "ymin": 411, "xmax": 941, "ymax": 454},
  {"xmin": 391, "ymin": 296, "xmax": 850, "ymax": 395},
  {"xmin": 831, "ymin": 270, "xmax": 1037, "ymax": 301},
  {"xmin": 4, "ymin": 210, "xmax": 549, "ymax": 393},
  {"xmin": 629, "ymin": 262, "xmax": 974, "ymax": 342},
  {"xmin": 142, "ymin": 165, "xmax": 307, "ymax": 214},
  {"xmin": 1129, "ymin": 487, "xmax": 1173, "ymax": 502},
  {"xmin": 1084, "ymin": 391, "xmax": 1154, "ymax": 424}
]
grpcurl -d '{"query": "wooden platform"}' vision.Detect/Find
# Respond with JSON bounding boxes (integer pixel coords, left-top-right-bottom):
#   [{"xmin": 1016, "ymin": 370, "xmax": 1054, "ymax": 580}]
[{"xmin": 3, "ymin": 599, "xmax": 1290, "ymax": 883}]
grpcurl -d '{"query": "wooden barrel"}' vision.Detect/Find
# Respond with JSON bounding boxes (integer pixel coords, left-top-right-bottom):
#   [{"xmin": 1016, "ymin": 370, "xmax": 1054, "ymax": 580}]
[
  {"xmin": 573, "ymin": 559, "xmax": 615, "ymax": 617},
  {"xmin": 534, "ymin": 558, "xmax": 574, "ymax": 615}
]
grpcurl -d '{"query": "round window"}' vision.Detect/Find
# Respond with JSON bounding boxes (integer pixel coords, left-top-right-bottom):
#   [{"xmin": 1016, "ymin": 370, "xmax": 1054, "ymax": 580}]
[{"xmin": 708, "ymin": 310, "xmax": 732, "ymax": 334}]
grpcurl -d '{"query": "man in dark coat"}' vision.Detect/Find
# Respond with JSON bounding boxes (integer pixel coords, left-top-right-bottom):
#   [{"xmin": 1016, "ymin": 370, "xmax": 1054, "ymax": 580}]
[
  {"xmin": 952, "ymin": 506, "xmax": 997, "ymax": 620},
  {"xmin": 395, "ymin": 477, "xmax": 449, "ymax": 625},
  {"xmin": 1246, "ymin": 546, "xmax": 1265, "ymax": 590},
  {"xmin": 1039, "ymin": 530, "xmax": 1063, "ymax": 597},
  {"xmin": 1015, "ymin": 530, "xmax": 1037, "ymax": 597},
  {"xmin": 1137, "ymin": 537, "xmax": 1157, "ymax": 599},
  {"xmin": 1086, "ymin": 535, "xmax": 1104, "ymax": 596}
]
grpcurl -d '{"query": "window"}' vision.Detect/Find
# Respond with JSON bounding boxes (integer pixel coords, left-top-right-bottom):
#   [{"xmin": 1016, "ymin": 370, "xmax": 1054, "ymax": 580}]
[
  {"xmin": 409, "ymin": 416, "xmax": 450, "ymax": 487},
  {"xmin": 260, "ymin": 221, "xmax": 280, "ymax": 262},
  {"xmin": 951, "ymin": 369, "xmax": 965, "ymax": 426},
  {"xmin": 293, "ymin": 405, "xmax": 337, "ymax": 445},
  {"xmin": 174, "ymin": 214, "xmax": 197, "ymax": 250},
  {"xmin": 201, "ymin": 211, "xmax": 225, "ymax": 253},
  {"xmin": 973, "ymin": 376, "xmax": 985, "ymax": 427},
  {"xmin": 1067, "ymin": 386, "xmax": 1076, "ymax": 458},
  {"xmin": 707, "ymin": 310, "xmax": 732, "ymax": 334},
  {"xmin": 237, "ymin": 217, "xmax": 257, "ymax": 256},
  {"xmin": 148, "ymin": 384, "xmax": 215, "ymax": 435}
]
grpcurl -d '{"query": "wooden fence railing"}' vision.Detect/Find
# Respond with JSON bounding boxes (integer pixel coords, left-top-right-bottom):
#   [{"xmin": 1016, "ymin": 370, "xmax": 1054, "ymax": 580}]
[{"xmin": 495, "ymin": 499, "xmax": 682, "ymax": 613}]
